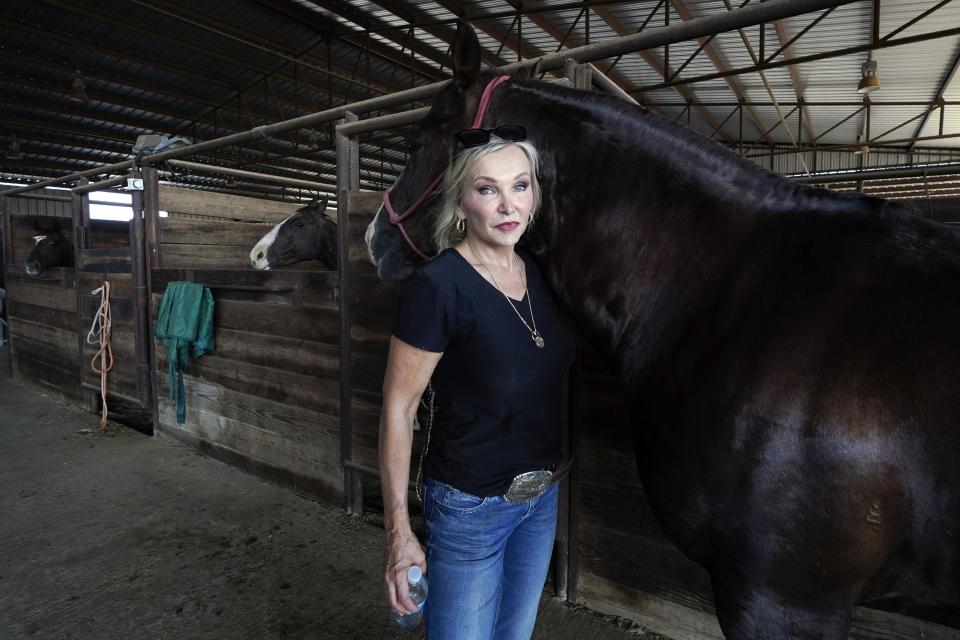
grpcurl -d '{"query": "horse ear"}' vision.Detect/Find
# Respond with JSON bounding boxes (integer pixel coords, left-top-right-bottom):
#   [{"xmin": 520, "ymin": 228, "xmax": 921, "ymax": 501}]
[
  {"xmin": 52, "ymin": 219, "xmax": 62, "ymax": 233},
  {"xmin": 452, "ymin": 20, "xmax": 481, "ymax": 90},
  {"xmin": 33, "ymin": 219, "xmax": 41, "ymax": 232}
]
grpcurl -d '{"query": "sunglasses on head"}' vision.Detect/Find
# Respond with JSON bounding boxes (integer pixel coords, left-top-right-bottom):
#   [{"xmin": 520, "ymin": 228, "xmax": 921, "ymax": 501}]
[{"xmin": 455, "ymin": 125, "xmax": 527, "ymax": 148}]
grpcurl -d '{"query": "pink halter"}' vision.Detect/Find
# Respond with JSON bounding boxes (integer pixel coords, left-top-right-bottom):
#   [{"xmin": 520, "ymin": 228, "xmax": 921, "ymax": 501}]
[{"xmin": 381, "ymin": 74, "xmax": 511, "ymax": 262}]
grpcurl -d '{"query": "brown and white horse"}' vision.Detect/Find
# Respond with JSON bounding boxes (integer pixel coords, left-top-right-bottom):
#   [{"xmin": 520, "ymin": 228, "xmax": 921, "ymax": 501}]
[{"xmin": 250, "ymin": 199, "xmax": 337, "ymax": 271}]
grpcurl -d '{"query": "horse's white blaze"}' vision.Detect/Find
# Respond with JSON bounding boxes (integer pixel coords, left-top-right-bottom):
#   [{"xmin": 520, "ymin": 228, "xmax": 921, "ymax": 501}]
[
  {"xmin": 32, "ymin": 235, "xmax": 47, "ymax": 246},
  {"xmin": 249, "ymin": 215, "xmax": 292, "ymax": 270}
]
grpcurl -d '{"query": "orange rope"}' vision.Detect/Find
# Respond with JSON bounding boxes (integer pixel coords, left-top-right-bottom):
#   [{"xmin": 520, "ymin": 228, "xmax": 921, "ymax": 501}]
[{"xmin": 87, "ymin": 281, "xmax": 113, "ymax": 428}]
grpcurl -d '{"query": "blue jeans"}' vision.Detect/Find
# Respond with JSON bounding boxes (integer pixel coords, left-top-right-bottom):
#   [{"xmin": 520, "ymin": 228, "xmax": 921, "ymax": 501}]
[{"xmin": 421, "ymin": 477, "xmax": 559, "ymax": 640}]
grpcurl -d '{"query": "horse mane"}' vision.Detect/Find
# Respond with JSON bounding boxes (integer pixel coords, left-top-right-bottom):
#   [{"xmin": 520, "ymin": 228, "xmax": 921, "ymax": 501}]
[
  {"xmin": 508, "ymin": 76, "xmax": 899, "ymax": 219},
  {"xmin": 502, "ymin": 75, "xmax": 960, "ymax": 270}
]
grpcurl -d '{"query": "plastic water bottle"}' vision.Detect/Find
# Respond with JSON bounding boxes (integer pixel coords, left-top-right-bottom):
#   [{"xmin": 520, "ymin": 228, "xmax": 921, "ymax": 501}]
[{"xmin": 389, "ymin": 565, "xmax": 428, "ymax": 631}]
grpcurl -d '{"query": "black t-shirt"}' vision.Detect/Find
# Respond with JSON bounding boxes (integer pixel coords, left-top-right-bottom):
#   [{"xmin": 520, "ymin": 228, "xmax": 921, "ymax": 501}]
[{"xmin": 392, "ymin": 247, "xmax": 576, "ymax": 497}]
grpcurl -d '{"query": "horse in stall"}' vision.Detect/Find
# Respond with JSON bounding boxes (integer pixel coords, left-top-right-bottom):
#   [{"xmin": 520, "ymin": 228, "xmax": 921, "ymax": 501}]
[
  {"xmin": 365, "ymin": 23, "xmax": 960, "ymax": 640},
  {"xmin": 24, "ymin": 219, "xmax": 73, "ymax": 276},
  {"xmin": 249, "ymin": 198, "xmax": 338, "ymax": 270}
]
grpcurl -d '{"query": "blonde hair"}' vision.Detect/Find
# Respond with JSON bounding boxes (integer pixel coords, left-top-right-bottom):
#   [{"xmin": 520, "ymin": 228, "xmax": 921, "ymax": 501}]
[{"xmin": 432, "ymin": 137, "xmax": 542, "ymax": 252}]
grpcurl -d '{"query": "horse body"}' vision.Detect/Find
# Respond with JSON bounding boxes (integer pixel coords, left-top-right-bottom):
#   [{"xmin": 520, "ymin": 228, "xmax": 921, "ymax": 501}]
[
  {"xmin": 516, "ymin": 82, "xmax": 960, "ymax": 634},
  {"xmin": 24, "ymin": 219, "xmax": 73, "ymax": 276},
  {"xmin": 250, "ymin": 199, "xmax": 337, "ymax": 270},
  {"xmin": 367, "ymin": 25, "xmax": 959, "ymax": 638}
]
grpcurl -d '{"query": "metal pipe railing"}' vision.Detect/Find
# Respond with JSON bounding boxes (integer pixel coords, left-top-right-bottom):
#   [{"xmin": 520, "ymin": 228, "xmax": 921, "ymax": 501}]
[
  {"xmin": 165, "ymin": 160, "xmax": 337, "ymax": 192},
  {"xmin": 73, "ymin": 176, "xmax": 126, "ymax": 194},
  {"xmin": 795, "ymin": 163, "xmax": 960, "ymax": 184}
]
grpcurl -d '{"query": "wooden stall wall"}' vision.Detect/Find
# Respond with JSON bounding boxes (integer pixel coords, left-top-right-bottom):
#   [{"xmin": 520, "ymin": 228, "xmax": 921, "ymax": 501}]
[
  {"xmin": 151, "ymin": 186, "xmax": 344, "ymax": 502},
  {"xmin": 2, "ymin": 213, "xmax": 81, "ymax": 402},
  {"xmin": 345, "ymin": 192, "xmax": 407, "ymax": 477}
]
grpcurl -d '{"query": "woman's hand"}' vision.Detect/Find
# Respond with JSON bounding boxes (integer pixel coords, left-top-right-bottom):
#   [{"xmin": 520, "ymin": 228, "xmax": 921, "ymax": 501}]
[{"xmin": 384, "ymin": 527, "xmax": 427, "ymax": 614}]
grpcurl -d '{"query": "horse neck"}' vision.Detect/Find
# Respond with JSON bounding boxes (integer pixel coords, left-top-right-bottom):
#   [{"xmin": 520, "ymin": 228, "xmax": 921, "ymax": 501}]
[{"xmin": 499, "ymin": 83, "xmax": 796, "ymax": 383}]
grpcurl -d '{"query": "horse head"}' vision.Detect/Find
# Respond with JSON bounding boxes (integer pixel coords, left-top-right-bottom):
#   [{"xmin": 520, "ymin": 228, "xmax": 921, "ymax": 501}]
[
  {"xmin": 24, "ymin": 219, "xmax": 73, "ymax": 276},
  {"xmin": 249, "ymin": 197, "xmax": 338, "ymax": 270},
  {"xmin": 366, "ymin": 22, "xmax": 507, "ymax": 281}
]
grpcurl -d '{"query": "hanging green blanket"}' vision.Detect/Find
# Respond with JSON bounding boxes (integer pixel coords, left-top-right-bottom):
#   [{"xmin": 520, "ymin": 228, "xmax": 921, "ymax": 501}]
[{"xmin": 154, "ymin": 281, "xmax": 215, "ymax": 424}]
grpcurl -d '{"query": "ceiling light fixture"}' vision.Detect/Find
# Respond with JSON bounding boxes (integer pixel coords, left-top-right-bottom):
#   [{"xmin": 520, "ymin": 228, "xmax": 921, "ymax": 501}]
[
  {"xmin": 5, "ymin": 137, "xmax": 24, "ymax": 160},
  {"xmin": 858, "ymin": 58, "xmax": 880, "ymax": 94},
  {"xmin": 70, "ymin": 70, "xmax": 89, "ymax": 102}
]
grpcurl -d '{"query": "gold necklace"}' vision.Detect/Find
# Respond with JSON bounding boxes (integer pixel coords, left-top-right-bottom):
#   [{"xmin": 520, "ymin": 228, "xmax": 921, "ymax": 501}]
[{"xmin": 466, "ymin": 240, "xmax": 545, "ymax": 349}]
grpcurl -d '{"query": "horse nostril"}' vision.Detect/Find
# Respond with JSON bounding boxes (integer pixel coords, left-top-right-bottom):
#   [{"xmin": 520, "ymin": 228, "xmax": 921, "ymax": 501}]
[{"xmin": 257, "ymin": 251, "xmax": 264, "ymax": 260}]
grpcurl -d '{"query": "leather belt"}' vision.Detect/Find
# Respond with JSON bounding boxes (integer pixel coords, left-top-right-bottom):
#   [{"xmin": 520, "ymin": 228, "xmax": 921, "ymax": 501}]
[{"xmin": 503, "ymin": 456, "xmax": 575, "ymax": 503}]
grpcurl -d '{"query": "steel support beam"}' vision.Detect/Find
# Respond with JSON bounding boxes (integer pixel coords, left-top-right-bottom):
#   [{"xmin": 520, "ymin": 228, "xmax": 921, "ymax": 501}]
[
  {"xmin": 908, "ymin": 42, "xmax": 960, "ymax": 151},
  {"xmin": 592, "ymin": 3, "xmax": 735, "ymax": 142},
  {"xmin": 634, "ymin": 24, "xmax": 960, "ymax": 93},
  {"xmin": 3, "ymin": 0, "xmax": 860, "ymax": 196}
]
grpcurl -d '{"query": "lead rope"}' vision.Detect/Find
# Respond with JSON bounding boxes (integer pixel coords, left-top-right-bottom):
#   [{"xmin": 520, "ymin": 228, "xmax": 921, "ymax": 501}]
[
  {"xmin": 87, "ymin": 281, "xmax": 113, "ymax": 429},
  {"xmin": 414, "ymin": 382, "xmax": 435, "ymax": 503}
]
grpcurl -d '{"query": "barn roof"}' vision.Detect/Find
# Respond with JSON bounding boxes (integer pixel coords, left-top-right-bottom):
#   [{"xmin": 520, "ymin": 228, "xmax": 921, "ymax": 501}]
[{"xmin": 2, "ymin": 0, "xmax": 959, "ymax": 201}]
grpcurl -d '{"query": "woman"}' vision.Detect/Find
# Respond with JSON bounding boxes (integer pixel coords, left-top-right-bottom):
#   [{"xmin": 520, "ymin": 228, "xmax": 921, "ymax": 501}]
[{"xmin": 380, "ymin": 127, "xmax": 575, "ymax": 640}]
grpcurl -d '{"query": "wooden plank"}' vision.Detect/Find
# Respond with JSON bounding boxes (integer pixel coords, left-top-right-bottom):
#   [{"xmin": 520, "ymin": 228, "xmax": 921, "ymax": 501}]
[
  {"xmin": 577, "ymin": 573, "xmax": 723, "ymax": 640},
  {"xmin": 577, "ymin": 521, "xmax": 714, "ymax": 613},
  {"xmin": 12, "ymin": 352, "xmax": 81, "ymax": 401},
  {"xmin": 8, "ymin": 316, "xmax": 78, "ymax": 357},
  {"xmin": 161, "ymin": 378, "xmax": 340, "ymax": 447},
  {"xmin": 86, "ymin": 220, "xmax": 130, "ymax": 249},
  {"xmin": 207, "ymin": 327, "xmax": 339, "ymax": 380},
  {"xmin": 6, "ymin": 301, "xmax": 77, "ymax": 333},
  {"xmin": 155, "ymin": 418, "xmax": 343, "ymax": 501},
  {"xmin": 157, "ymin": 400, "xmax": 340, "ymax": 473},
  {"xmin": 158, "ymin": 243, "xmax": 256, "ymax": 270},
  {"xmin": 5, "ymin": 278, "xmax": 76, "ymax": 312},
  {"xmin": 158, "ymin": 218, "xmax": 274, "ymax": 247},
  {"xmin": 158, "ymin": 185, "xmax": 300, "ymax": 223},
  {"xmin": 10, "ymin": 334, "xmax": 80, "ymax": 375},
  {"xmin": 212, "ymin": 298, "xmax": 339, "ymax": 344},
  {"xmin": 155, "ymin": 351, "xmax": 339, "ymax": 417}
]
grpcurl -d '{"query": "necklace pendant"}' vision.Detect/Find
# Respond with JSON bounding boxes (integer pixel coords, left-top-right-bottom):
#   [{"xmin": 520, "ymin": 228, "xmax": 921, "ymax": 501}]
[{"xmin": 532, "ymin": 331, "xmax": 545, "ymax": 348}]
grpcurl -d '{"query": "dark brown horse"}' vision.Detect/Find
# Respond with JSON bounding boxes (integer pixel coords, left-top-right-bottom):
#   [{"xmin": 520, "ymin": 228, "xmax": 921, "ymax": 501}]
[
  {"xmin": 366, "ymin": 23, "xmax": 960, "ymax": 640},
  {"xmin": 250, "ymin": 198, "xmax": 337, "ymax": 270},
  {"xmin": 24, "ymin": 219, "xmax": 73, "ymax": 276}
]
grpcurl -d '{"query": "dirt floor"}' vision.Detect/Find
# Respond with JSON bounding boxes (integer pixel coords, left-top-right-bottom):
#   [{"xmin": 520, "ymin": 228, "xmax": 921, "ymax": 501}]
[{"xmin": 0, "ymin": 378, "xmax": 666, "ymax": 640}]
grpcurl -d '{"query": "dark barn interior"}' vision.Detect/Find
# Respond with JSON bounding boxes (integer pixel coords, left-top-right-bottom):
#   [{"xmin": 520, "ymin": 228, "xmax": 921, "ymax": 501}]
[{"xmin": 2, "ymin": 1, "xmax": 959, "ymax": 638}]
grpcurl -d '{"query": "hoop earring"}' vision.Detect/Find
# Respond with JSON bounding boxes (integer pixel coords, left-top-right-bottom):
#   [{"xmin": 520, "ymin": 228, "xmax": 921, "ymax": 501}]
[{"xmin": 456, "ymin": 217, "xmax": 465, "ymax": 234}]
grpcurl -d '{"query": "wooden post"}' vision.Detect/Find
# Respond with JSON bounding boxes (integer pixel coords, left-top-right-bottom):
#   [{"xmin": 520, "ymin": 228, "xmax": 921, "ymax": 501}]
[
  {"xmin": 129, "ymin": 170, "xmax": 152, "ymax": 408},
  {"xmin": 143, "ymin": 167, "xmax": 161, "ymax": 270},
  {"xmin": 0, "ymin": 198, "xmax": 12, "ymax": 379},
  {"xmin": 554, "ymin": 60, "xmax": 594, "ymax": 603},
  {"xmin": 337, "ymin": 111, "xmax": 364, "ymax": 516},
  {"xmin": 142, "ymin": 166, "xmax": 160, "ymax": 435}
]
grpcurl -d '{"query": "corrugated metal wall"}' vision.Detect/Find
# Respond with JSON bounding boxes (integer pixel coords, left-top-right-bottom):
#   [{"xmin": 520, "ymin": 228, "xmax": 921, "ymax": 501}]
[{"xmin": 2, "ymin": 189, "xmax": 72, "ymax": 218}]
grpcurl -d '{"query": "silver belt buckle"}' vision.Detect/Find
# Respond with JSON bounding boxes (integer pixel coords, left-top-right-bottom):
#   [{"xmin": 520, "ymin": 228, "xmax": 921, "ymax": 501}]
[{"xmin": 504, "ymin": 469, "xmax": 552, "ymax": 503}]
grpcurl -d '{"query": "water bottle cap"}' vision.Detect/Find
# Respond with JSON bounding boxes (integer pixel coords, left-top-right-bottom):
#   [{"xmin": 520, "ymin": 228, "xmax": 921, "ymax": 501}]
[{"xmin": 407, "ymin": 565, "xmax": 422, "ymax": 583}]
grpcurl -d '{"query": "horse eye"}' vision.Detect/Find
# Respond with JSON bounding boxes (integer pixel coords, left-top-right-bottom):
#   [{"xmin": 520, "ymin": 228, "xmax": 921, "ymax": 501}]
[
  {"xmin": 296, "ymin": 221, "xmax": 304, "ymax": 228},
  {"xmin": 404, "ymin": 138, "xmax": 421, "ymax": 153}
]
